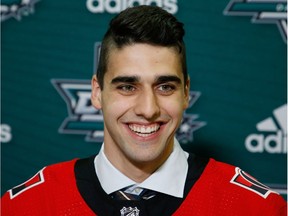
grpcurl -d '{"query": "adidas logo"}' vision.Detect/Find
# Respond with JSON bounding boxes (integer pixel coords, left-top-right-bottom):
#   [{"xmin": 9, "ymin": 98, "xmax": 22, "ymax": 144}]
[
  {"xmin": 86, "ymin": 0, "xmax": 178, "ymax": 14},
  {"xmin": 245, "ymin": 104, "xmax": 287, "ymax": 154}
]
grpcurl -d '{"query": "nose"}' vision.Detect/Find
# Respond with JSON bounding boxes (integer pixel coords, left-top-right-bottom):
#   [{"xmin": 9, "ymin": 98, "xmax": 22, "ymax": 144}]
[{"xmin": 134, "ymin": 88, "xmax": 160, "ymax": 120}]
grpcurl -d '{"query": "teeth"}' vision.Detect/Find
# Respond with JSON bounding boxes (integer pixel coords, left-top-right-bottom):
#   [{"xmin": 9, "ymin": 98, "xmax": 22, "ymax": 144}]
[{"xmin": 129, "ymin": 124, "xmax": 160, "ymax": 136}]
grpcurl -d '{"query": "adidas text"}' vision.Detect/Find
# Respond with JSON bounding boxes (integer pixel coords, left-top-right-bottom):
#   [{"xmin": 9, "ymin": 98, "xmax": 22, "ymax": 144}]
[
  {"xmin": 86, "ymin": 0, "xmax": 178, "ymax": 14},
  {"xmin": 245, "ymin": 130, "xmax": 287, "ymax": 154}
]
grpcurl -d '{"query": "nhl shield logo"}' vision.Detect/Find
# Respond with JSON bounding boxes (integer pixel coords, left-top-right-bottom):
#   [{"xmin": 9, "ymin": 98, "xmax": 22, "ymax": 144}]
[{"xmin": 120, "ymin": 207, "xmax": 140, "ymax": 216}]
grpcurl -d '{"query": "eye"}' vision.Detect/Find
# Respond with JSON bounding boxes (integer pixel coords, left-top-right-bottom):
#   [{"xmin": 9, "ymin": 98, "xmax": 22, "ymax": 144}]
[
  {"xmin": 117, "ymin": 85, "xmax": 136, "ymax": 93},
  {"xmin": 157, "ymin": 84, "xmax": 176, "ymax": 95}
]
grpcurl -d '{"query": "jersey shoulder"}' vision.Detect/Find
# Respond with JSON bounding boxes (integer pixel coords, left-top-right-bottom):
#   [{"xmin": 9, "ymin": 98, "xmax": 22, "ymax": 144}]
[
  {"xmin": 206, "ymin": 159, "xmax": 279, "ymax": 199},
  {"xmin": 175, "ymin": 158, "xmax": 287, "ymax": 216},
  {"xmin": 198, "ymin": 159, "xmax": 286, "ymax": 214},
  {"xmin": 1, "ymin": 159, "xmax": 79, "ymax": 215},
  {"xmin": 6, "ymin": 159, "xmax": 77, "ymax": 199}
]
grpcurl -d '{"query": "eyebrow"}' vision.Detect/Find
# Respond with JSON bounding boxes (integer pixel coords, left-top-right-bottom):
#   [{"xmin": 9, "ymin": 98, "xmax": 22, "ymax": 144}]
[
  {"xmin": 111, "ymin": 75, "xmax": 182, "ymax": 84},
  {"xmin": 111, "ymin": 76, "xmax": 140, "ymax": 84},
  {"xmin": 155, "ymin": 75, "xmax": 182, "ymax": 84}
]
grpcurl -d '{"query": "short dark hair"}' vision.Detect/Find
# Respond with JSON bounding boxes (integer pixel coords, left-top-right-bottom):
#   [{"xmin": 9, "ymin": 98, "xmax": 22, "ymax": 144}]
[{"xmin": 96, "ymin": 5, "xmax": 187, "ymax": 89}]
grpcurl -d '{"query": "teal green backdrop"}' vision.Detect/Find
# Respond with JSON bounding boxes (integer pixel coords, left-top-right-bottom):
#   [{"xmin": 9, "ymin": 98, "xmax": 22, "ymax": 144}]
[{"xmin": 1, "ymin": 0, "xmax": 287, "ymax": 198}]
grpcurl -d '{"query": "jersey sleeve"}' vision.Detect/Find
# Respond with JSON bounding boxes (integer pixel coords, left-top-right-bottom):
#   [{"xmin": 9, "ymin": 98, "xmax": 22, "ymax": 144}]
[
  {"xmin": 213, "ymin": 160, "xmax": 287, "ymax": 215},
  {"xmin": 174, "ymin": 158, "xmax": 287, "ymax": 216},
  {"xmin": 1, "ymin": 167, "xmax": 53, "ymax": 215},
  {"xmin": 1, "ymin": 159, "xmax": 95, "ymax": 216}
]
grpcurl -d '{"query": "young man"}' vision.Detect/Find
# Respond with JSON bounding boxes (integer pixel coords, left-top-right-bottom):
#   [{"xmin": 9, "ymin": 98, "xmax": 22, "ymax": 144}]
[{"xmin": 2, "ymin": 5, "xmax": 287, "ymax": 216}]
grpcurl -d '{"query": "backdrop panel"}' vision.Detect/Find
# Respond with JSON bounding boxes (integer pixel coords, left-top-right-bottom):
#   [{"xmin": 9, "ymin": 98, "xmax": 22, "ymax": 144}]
[{"xmin": 1, "ymin": 0, "xmax": 287, "ymax": 198}]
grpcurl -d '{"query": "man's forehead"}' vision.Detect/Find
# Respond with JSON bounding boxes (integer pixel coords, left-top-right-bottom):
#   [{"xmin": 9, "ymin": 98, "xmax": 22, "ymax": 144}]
[
  {"xmin": 107, "ymin": 42, "xmax": 181, "ymax": 58},
  {"xmin": 104, "ymin": 43, "xmax": 184, "ymax": 83}
]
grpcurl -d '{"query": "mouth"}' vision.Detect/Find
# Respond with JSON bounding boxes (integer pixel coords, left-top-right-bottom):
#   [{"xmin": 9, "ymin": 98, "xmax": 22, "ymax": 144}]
[{"xmin": 128, "ymin": 123, "xmax": 161, "ymax": 137}]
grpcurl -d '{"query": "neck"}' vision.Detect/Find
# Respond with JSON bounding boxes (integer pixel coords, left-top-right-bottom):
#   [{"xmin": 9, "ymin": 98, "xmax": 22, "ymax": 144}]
[{"xmin": 104, "ymin": 144, "xmax": 173, "ymax": 183}]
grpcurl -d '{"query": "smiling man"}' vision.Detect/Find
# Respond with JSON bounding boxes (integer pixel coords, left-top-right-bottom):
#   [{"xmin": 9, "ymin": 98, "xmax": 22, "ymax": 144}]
[
  {"xmin": 2, "ymin": 5, "xmax": 287, "ymax": 216},
  {"xmin": 91, "ymin": 43, "xmax": 189, "ymax": 183}
]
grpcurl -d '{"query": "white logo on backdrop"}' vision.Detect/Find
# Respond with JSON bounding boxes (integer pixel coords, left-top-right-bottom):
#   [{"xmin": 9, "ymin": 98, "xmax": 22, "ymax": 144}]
[
  {"xmin": 86, "ymin": 0, "xmax": 178, "ymax": 14},
  {"xmin": 245, "ymin": 104, "xmax": 287, "ymax": 154}
]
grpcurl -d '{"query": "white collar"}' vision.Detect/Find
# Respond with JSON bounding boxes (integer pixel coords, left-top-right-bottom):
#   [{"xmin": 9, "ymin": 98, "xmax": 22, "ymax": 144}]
[{"xmin": 94, "ymin": 138, "xmax": 189, "ymax": 198}]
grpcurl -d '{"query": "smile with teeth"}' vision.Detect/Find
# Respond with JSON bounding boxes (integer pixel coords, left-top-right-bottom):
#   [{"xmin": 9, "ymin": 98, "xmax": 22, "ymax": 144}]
[{"xmin": 128, "ymin": 124, "xmax": 160, "ymax": 137}]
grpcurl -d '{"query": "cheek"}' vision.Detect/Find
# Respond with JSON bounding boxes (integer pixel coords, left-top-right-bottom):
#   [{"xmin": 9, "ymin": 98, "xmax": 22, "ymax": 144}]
[
  {"xmin": 101, "ymin": 95, "xmax": 132, "ymax": 118},
  {"xmin": 161, "ymin": 100, "xmax": 185, "ymax": 118}
]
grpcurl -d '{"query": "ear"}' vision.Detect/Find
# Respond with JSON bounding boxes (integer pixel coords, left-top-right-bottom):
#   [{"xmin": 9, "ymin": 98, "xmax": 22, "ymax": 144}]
[
  {"xmin": 183, "ymin": 77, "xmax": 190, "ymax": 109},
  {"xmin": 91, "ymin": 75, "xmax": 102, "ymax": 109}
]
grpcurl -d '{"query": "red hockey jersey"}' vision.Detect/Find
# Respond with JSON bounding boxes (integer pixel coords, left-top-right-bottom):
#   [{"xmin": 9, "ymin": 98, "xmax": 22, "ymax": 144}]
[{"xmin": 1, "ymin": 155, "xmax": 287, "ymax": 215}]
